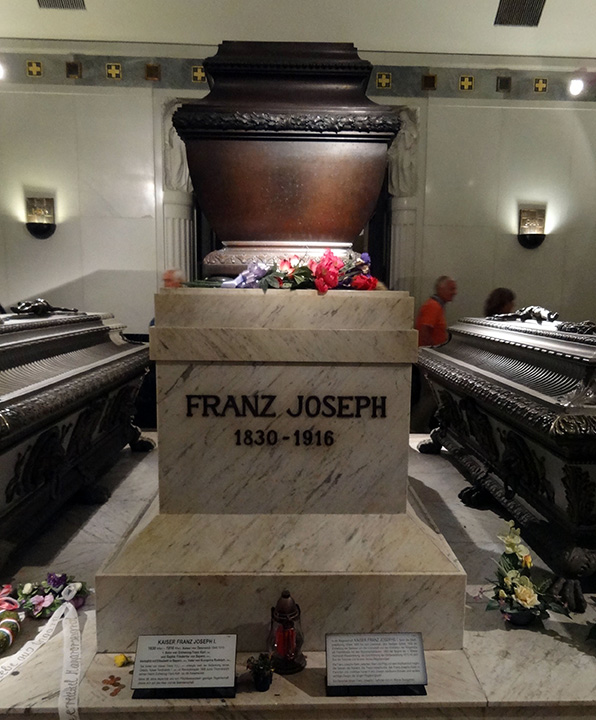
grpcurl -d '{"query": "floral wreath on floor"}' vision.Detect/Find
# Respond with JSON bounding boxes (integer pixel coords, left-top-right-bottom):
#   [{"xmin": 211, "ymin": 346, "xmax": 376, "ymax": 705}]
[
  {"xmin": 481, "ymin": 521, "xmax": 570, "ymax": 624},
  {"xmin": 186, "ymin": 250, "xmax": 380, "ymax": 294},
  {"xmin": 0, "ymin": 573, "xmax": 89, "ymax": 655}
]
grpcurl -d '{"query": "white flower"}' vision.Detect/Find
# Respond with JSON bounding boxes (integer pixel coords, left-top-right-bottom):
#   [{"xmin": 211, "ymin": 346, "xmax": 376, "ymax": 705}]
[{"xmin": 22, "ymin": 583, "xmax": 33, "ymax": 595}]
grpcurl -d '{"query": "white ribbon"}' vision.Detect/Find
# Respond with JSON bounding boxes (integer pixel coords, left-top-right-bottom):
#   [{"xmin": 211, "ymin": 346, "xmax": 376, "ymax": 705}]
[{"xmin": 0, "ymin": 586, "xmax": 81, "ymax": 720}]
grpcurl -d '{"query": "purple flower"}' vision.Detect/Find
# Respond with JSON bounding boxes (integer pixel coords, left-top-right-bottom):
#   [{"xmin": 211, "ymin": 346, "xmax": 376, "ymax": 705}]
[
  {"xmin": 47, "ymin": 572, "xmax": 67, "ymax": 590},
  {"xmin": 31, "ymin": 593, "xmax": 55, "ymax": 616},
  {"xmin": 360, "ymin": 252, "xmax": 371, "ymax": 264},
  {"xmin": 221, "ymin": 262, "xmax": 270, "ymax": 289}
]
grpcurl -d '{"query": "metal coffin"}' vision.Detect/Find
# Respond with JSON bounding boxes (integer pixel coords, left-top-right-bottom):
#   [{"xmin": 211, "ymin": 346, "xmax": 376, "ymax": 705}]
[
  {"xmin": 418, "ymin": 316, "xmax": 596, "ymax": 611},
  {"xmin": 0, "ymin": 311, "xmax": 150, "ymax": 567}
]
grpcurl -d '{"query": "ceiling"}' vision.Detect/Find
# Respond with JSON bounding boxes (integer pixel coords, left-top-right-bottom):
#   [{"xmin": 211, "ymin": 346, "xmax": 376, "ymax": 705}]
[{"xmin": 1, "ymin": 0, "xmax": 596, "ymax": 61}]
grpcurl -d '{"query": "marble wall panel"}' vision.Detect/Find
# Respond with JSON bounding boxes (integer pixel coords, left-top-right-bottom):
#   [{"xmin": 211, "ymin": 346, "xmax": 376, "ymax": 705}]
[{"xmin": 157, "ymin": 363, "xmax": 410, "ymax": 514}]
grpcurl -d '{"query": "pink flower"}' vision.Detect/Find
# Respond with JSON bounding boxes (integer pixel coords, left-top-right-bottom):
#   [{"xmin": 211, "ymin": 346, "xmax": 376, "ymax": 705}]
[
  {"xmin": 314, "ymin": 250, "xmax": 343, "ymax": 293},
  {"xmin": 314, "ymin": 276, "xmax": 330, "ymax": 294},
  {"xmin": 0, "ymin": 584, "xmax": 18, "ymax": 611},
  {"xmin": 31, "ymin": 593, "xmax": 55, "ymax": 616},
  {"xmin": 278, "ymin": 255, "xmax": 300, "ymax": 273}
]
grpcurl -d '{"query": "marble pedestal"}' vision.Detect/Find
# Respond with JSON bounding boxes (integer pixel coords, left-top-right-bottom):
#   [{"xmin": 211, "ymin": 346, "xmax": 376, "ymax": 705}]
[{"xmin": 96, "ymin": 288, "xmax": 465, "ymax": 652}]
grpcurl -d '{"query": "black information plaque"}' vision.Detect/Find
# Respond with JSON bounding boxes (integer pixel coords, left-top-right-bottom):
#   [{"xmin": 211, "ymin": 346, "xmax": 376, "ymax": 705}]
[
  {"xmin": 131, "ymin": 634, "xmax": 237, "ymax": 699},
  {"xmin": 325, "ymin": 632, "xmax": 427, "ymax": 696}
]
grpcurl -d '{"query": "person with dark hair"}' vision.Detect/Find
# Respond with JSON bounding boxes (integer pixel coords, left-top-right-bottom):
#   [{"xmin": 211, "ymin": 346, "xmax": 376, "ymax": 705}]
[{"xmin": 484, "ymin": 287, "xmax": 515, "ymax": 317}]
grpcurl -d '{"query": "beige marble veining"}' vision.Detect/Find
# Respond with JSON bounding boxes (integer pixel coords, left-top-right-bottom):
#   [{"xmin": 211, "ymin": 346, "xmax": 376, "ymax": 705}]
[
  {"xmin": 154, "ymin": 288, "xmax": 415, "ymax": 332},
  {"xmin": 75, "ymin": 648, "xmax": 487, "ymax": 716},
  {"xmin": 151, "ymin": 326, "xmax": 417, "ymax": 363},
  {"xmin": 97, "ymin": 289, "xmax": 466, "ymax": 665},
  {"xmin": 5, "ymin": 437, "xmax": 596, "ymax": 719},
  {"xmin": 464, "ymin": 587, "xmax": 596, "ymax": 706},
  {"xmin": 99, "ymin": 512, "xmax": 458, "ymax": 575},
  {"xmin": 158, "ymin": 363, "xmax": 410, "ymax": 515},
  {"xmin": 96, "ymin": 505, "xmax": 466, "ymax": 653}
]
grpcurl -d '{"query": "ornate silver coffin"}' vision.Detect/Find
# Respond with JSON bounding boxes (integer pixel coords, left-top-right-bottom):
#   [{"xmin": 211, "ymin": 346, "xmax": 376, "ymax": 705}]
[
  {"xmin": 0, "ymin": 311, "xmax": 150, "ymax": 567},
  {"xmin": 418, "ymin": 315, "xmax": 596, "ymax": 611}
]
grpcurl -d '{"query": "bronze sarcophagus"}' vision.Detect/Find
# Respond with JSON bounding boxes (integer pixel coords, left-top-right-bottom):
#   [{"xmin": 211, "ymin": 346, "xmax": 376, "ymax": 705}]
[{"xmin": 418, "ymin": 313, "xmax": 596, "ymax": 611}]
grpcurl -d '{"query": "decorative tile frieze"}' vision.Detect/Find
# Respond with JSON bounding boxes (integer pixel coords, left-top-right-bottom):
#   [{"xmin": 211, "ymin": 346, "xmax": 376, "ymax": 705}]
[
  {"xmin": 459, "ymin": 75, "xmax": 474, "ymax": 91},
  {"xmin": 376, "ymin": 71, "xmax": 392, "ymax": 89},
  {"xmin": 106, "ymin": 62, "xmax": 122, "ymax": 80},
  {"xmin": 534, "ymin": 77, "xmax": 548, "ymax": 92},
  {"xmin": 26, "ymin": 60, "xmax": 42, "ymax": 77},
  {"xmin": 65, "ymin": 61, "xmax": 81, "ymax": 79},
  {"xmin": 192, "ymin": 65, "xmax": 206, "ymax": 83},
  {"xmin": 0, "ymin": 51, "xmax": 584, "ymax": 102}
]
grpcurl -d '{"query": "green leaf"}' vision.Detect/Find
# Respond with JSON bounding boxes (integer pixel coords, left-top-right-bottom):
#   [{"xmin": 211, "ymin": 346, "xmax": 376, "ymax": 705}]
[{"xmin": 485, "ymin": 598, "xmax": 500, "ymax": 611}]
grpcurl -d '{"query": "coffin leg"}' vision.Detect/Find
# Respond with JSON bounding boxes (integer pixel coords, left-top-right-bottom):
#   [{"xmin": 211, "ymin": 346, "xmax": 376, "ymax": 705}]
[
  {"xmin": 550, "ymin": 577, "xmax": 587, "ymax": 613},
  {"xmin": 417, "ymin": 427, "xmax": 443, "ymax": 454},
  {"xmin": 128, "ymin": 424, "xmax": 156, "ymax": 453},
  {"xmin": 458, "ymin": 484, "xmax": 494, "ymax": 509}
]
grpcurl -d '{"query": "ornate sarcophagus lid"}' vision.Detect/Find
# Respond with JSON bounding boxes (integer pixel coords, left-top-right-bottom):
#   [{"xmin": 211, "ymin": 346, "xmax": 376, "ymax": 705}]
[
  {"xmin": 418, "ymin": 312, "xmax": 596, "ymax": 611},
  {"xmin": 0, "ymin": 309, "xmax": 150, "ymax": 567}
]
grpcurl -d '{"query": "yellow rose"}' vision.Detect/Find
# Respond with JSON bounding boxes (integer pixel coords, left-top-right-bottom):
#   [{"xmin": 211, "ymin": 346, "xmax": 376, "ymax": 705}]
[
  {"xmin": 499, "ymin": 523, "xmax": 529, "ymax": 560},
  {"xmin": 114, "ymin": 653, "xmax": 132, "ymax": 667},
  {"xmin": 498, "ymin": 589, "xmax": 507, "ymax": 599},
  {"xmin": 513, "ymin": 584, "xmax": 540, "ymax": 609},
  {"xmin": 522, "ymin": 554, "xmax": 533, "ymax": 569}
]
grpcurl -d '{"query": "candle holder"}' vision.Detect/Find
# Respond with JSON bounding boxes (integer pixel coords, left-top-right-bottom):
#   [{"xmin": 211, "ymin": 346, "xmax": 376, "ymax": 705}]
[{"xmin": 266, "ymin": 590, "xmax": 306, "ymax": 674}]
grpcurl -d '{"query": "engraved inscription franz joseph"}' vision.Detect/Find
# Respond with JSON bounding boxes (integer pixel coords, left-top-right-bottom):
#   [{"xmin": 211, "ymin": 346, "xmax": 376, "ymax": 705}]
[{"xmin": 185, "ymin": 393, "xmax": 387, "ymax": 419}]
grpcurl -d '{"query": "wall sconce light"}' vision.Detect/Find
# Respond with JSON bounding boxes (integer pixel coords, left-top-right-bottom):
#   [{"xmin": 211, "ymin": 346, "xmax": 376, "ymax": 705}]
[
  {"xmin": 518, "ymin": 206, "xmax": 546, "ymax": 249},
  {"xmin": 26, "ymin": 197, "xmax": 56, "ymax": 239}
]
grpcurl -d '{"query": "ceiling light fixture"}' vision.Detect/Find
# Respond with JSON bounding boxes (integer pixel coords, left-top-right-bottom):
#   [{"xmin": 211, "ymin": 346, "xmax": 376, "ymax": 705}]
[{"xmin": 569, "ymin": 78, "xmax": 585, "ymax": 96}]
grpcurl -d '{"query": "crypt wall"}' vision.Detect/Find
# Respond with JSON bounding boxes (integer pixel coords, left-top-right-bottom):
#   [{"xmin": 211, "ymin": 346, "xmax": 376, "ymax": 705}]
[{"xmin": 0, "ymin": 40, "xmax": 594, "ymax": 333}]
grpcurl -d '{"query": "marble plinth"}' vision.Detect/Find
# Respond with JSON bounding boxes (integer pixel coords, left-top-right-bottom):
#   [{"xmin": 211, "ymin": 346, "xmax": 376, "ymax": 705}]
[
  {"xmin": 96, "ymin": 288, "xmax": 465, "ymax": 657},
  {"xmin": 96, "ymin": 503, "xmax": 465, "ymax": 652}
]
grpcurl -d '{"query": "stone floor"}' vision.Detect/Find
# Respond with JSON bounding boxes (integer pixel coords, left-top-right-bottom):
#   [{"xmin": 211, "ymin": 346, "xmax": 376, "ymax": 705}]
[{"xmin": 1, "ymin": 433, "xmax": 596, "ymax": 719}]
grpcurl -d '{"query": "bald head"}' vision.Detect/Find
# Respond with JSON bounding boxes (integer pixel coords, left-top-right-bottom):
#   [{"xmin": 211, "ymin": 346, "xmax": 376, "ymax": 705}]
[{"xmin": 435, "ymin": 276, "xmax": 457, "ymax": 303}]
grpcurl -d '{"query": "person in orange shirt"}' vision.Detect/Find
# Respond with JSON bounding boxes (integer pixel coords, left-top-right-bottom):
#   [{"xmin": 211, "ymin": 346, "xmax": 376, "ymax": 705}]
[
  {"xmin": 411, "ymin": 276, "xmax": 457, "ymax": 452},
  {"xmin": 415, "ymin": 276, "xmax": 457, "ymax": 347}
]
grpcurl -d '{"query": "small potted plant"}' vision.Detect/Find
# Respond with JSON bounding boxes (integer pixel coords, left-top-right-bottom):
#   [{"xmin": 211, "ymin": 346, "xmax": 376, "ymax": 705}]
[
  {"xmin": 484, "ymin": 521, "xmax": 570, "ymax": 626},
  {"xmin": 246, "ymin": 652, "xmax": 274, "ymax": 692}
]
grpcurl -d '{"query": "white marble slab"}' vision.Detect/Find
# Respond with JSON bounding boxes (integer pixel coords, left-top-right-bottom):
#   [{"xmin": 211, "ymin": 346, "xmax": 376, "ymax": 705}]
[
  {"xmin": 153, "ymin": 287, "xmax": 415, "ymax": 331},
  {"xmin": 158, "ymin": 363, "xmax": 410, "ymax": 515},
  {"xmin": 95, "ymin": 505, "xmax": 466, "ymax": 653},
  {"xmin": 151, "ymin": 326, "xmax": 417, "ymax": 363}
]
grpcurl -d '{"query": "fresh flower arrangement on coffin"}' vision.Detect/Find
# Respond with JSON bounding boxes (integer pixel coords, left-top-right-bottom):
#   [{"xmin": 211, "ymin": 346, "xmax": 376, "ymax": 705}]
[
  {"xmin": 17, "ymin": 572, "xmax": 89, "ymax": 619},
  {"xmin": 185, "ymin": 250, "xmax": 380, "ymax": 294},
  {"xmin": 483, "ymin": 522, "xmax": 570, "ymax": 626}
]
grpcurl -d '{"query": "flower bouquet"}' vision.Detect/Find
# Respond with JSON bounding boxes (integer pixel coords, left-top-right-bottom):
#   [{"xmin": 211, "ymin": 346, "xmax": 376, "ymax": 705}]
[
  {"xmin": 17, "ymin": 572, "xmax": 89, "ymax": 619},
  {"xmin": 187, "ymin": 250, "xmax": 380, "ymax": 294},
  {"xmin": 484, "ymin": 522, "xmax": 570, "ymax": 625}
]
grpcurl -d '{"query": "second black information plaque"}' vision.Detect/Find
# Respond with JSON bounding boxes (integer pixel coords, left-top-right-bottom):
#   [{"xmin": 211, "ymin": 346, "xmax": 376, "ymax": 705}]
[{"xmin": 326, "ymin": 632, "xmax": 427, "ymax": 696}]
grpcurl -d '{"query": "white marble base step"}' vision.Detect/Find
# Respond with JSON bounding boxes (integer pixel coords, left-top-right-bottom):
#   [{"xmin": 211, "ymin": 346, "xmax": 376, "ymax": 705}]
[{"xmin": 96, "ymin": 505, "xmax": 466, "ymax": 653}]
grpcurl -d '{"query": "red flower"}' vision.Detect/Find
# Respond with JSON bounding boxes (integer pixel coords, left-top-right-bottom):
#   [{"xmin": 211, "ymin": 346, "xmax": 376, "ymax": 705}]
[
  {"xmin": 314, "ymin": 250, "xmax": 343, "ymax": 293},
  {"xmin": 351, "ymin": 274, "xmax": 378, "ymax": 290}
]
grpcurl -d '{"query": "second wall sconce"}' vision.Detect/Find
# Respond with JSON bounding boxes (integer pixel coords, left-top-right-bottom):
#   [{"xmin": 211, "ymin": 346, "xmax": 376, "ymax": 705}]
[
  {"xmin": 26, "ymin": 197, "xmax": 56, "ymax": 239},
  {"xmin": 518, "ymin": 206, "xmax": 546, "ymax": 249}
]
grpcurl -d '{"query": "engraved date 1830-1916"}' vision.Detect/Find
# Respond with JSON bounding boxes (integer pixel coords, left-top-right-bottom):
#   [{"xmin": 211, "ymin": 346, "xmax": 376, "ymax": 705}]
[{"xmin": 234, "ymin": 429, "xmax": 335, "ymax": 446}]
